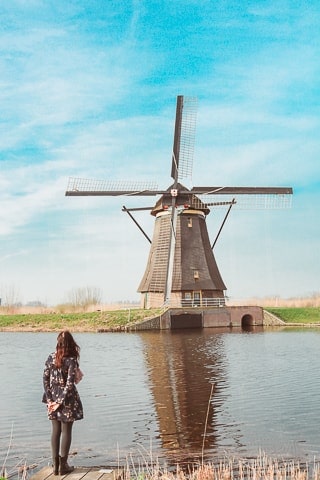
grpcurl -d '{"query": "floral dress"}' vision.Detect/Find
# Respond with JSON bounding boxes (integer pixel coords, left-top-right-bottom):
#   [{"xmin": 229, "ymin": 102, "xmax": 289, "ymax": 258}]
[{"xmin": 43, "ymin": 352, "xmax": 83, "ymax": 422}]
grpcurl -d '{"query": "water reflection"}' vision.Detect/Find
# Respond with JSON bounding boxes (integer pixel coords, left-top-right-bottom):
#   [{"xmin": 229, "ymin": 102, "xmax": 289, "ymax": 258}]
[
  {"xmin": 139, "ymin": 327, "xmax": 320, "ymax": 464},
  {"xmin": 142, "ymin": 330, "xmax": 218, "ymax": 462},
  {"xmin": 141, "ymin": 328, "xmax": 264, "ymax": 463},
  {"xmin": 1, "ymin": 329, "xmax": 320, "ymax": 473}
]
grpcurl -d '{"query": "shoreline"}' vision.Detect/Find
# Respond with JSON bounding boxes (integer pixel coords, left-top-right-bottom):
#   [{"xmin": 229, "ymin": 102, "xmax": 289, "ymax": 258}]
[
  {"xmin": 0, "ymin": 306, "xmax": 319, "ymax": 332},
  {"xmin": 2, "ymin": 322, "xmax": 320, "ymax": 333}
]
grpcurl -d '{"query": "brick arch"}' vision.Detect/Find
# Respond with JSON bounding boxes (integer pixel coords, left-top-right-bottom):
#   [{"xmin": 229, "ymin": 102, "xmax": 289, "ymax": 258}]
[{"xmin": 241, "ymin": 314, "xmax": 253, "ymax": 329}]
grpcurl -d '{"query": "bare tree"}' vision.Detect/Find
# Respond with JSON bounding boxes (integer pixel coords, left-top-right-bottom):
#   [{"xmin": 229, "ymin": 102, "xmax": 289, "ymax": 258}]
[
  {"xmin": 0, "ymin": 284, "xmax": 22, "ymax": 312},
  {"xmin": 66, "ymin": 286, "xmax": 102, "ymax": 311}
]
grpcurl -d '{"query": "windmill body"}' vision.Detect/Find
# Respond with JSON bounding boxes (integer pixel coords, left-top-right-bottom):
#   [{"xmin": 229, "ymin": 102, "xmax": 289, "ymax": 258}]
[
  {"xmin": 138, "ymin": 184, "xmax": 227, "ymax": 308},
  {"xmin": 66, "ymin": 96, "xmax": 293, "ymax": 309}
]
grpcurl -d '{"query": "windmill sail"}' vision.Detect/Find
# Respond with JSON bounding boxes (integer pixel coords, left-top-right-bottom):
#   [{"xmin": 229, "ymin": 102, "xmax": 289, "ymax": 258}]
[
  {"xmin": 171, "ymin": 96, "xmax": 197, "ymax": 183},
  {"xmin": 165, "ymin": 96, "xmax": 198, "ymax": 304},
  {"xmin": 65, "ymin": 95, "xmax": 293, "ymax": 309}
]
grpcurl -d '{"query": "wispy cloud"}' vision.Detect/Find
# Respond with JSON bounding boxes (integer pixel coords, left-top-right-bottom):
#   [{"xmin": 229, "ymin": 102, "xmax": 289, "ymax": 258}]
[{"xmin": 0, "ymin": 249, "xmax": 28, "ymax": 263}]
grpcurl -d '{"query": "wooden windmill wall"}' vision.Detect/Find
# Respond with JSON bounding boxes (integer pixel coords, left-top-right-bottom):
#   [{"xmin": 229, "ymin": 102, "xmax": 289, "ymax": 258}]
[{"xmin": 138, "ymin": 197, "xmax": 226, "ymax": 309}]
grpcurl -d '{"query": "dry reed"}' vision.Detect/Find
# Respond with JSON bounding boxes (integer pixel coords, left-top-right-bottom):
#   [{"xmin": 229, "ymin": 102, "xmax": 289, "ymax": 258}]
[
  {"xmin": 1, "ymin": 426, "xmax": 31, "ymax": 480},
  {"xmin": 122, "ymin": 453, "xmax": 320, "ymax": 480},
  {"xmin": 229, "ymin": 293, "xmax": 320, "ymax": 308}
]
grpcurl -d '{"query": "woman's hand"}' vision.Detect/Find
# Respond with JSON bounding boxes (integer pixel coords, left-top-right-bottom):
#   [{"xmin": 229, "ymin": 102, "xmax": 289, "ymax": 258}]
[{"xmin": 48, "ymin": 401, "xmax": 61, "ymax": 413}]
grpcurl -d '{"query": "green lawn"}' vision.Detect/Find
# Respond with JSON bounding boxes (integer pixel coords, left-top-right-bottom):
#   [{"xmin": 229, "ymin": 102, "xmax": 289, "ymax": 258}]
[
  {"xmin": 0, "ymin": 309, "xmax": 161, "ymax": 331},
  {"xmin": 265, "ymin": 307, "xmax": 320, "ymax": 323}
]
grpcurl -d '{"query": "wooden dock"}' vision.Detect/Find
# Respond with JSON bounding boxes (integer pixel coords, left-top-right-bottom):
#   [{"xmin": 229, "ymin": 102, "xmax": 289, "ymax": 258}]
[{"xmin": 30, "ymin": 466, "xmax": 123, "ymax": 480}]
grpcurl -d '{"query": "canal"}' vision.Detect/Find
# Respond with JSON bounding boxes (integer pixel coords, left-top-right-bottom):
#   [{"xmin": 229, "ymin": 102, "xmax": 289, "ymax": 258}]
[{"xmin": 0, "ymin": 328, "xmax": 320, "ymax": 472}]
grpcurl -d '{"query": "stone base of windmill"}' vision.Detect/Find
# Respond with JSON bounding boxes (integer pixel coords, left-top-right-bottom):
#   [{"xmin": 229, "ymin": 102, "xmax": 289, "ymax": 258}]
[{"xmin": 130, "ymin": 305, "xmax": 272, "ymax": 330}]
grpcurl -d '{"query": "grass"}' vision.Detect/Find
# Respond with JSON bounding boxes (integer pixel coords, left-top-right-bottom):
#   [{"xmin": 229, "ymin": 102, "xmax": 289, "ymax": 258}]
[
  {"xmin": 265, "ymin": 307, "xmax": 320, "ymax": 324},
  {"xmin": 0, "ymin": 308, "xmax": 161, "ymax": 331}
]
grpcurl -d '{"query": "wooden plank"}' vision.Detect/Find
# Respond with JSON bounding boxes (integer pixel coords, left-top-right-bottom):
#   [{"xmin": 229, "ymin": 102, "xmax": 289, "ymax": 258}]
[
  {"xmin": 30, "ymin": 466, "xmax": 124, "ymax": 480},
  {"xmin": 30, "ymin": 466, "xmax": 55, "ymax": 480},
  {"xmin": 98, "ymin": 469, "xmax": 123, "ymax": 480},
  {"xmin": 30, "ymin": 466, "xmax": 86, "ymax": 480},
  {"xmin": 80, "ymin": 470, "xmax": 105, "ymax": 480},
  {"xmin": 59, "ymin": 468, "xmax": 89, "ymax": 480}
]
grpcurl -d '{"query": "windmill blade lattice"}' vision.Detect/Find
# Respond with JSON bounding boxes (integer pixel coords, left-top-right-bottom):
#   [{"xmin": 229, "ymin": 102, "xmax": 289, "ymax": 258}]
[
  {"xmin": 171, "ymin": 96, "xmax": 198, "ymax": 183},
  {"xmin": 66, "ymin": 177, "xmax": 160, "ymax": 196},
  {"xmin": 195, "ymin": 193, "xmax": 292, "ymax": 210}
]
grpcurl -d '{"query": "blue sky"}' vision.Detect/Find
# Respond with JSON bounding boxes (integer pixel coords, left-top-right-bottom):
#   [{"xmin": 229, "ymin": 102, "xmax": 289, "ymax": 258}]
[{"xmin": 0, "ymin": 1, "xmax": 319, "ymax": 306}]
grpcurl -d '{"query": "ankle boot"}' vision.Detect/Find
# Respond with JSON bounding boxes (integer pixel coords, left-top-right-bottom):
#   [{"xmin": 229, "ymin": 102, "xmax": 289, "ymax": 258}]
[
  {"xmin": 59, "ymin": 456, "xmax": 74, "ymax": 475},
  {"xmin": 53, "ymin": 456, "xmax": 59, "ymax": 475}
]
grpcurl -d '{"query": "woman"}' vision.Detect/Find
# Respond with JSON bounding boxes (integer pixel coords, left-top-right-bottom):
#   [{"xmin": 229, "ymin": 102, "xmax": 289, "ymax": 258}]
[{"xmin": 43, "ymin": 331, "xmax": 84, "ymax": 475}]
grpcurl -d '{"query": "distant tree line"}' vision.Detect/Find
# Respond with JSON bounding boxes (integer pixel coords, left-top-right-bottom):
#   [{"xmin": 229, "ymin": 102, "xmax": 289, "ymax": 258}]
[{"xmin": 0, "ymin": 284, "xmax": 103, "ymax": 312}]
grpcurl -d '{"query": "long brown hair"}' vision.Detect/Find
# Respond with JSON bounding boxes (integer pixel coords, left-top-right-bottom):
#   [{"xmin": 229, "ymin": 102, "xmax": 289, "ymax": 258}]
[{"xmin": 55, "ymin": 330, "xmax": 80, "ymax": 368}]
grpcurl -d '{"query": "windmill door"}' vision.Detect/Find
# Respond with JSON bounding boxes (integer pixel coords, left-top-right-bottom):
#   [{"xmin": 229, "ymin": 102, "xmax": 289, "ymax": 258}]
[{"xmin": 193, "ymin": 291, "xmax": 201, "ymax": 306}]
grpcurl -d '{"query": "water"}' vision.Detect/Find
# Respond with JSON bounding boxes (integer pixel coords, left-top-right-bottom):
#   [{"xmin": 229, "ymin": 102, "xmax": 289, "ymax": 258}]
[{"xmin": 1, "ymin": 328, "xmax": 320, "ymax": 474}]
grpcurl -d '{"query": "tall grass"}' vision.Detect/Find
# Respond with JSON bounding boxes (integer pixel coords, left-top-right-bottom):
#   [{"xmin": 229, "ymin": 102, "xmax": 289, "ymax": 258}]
[
  {"xmin": 2, "ymin": 432, "xmax": 320, "ymax": 480},
  {"xmin": 229, "ymin": 293, "xmax": 320, "ymax": 308},
  {"xmin": 122, "ymin": 453, "xmax": 320, "ymax": 480}
]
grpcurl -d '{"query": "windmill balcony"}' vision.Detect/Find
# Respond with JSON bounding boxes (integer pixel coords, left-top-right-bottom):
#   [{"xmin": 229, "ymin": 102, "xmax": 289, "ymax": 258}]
[{"xmin": 163, "ymin": 297, "xmax": 226, "ymax": 309}]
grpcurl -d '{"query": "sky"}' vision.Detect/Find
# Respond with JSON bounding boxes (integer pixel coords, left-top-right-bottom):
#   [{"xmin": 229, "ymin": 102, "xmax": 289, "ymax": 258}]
[{"xmin": 0, "ymin": 0, "xmax": 319, "ymax": 306}]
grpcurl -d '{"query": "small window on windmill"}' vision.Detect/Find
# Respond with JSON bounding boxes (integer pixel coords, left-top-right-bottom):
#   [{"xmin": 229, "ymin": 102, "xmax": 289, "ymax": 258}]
[
  {"xmin": 188, "ymin": 217, "xmax": 192, "ymax": 228},
  {"xmin": 194, "ymin": 270, "xmax": 199, "ymax": 279}
]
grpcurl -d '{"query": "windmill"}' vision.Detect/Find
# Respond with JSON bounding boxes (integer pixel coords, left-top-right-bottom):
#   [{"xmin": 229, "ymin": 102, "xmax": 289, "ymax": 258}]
[{"xmin": 66, "ymin": 95, "xmax": 292, "ymax": 309}]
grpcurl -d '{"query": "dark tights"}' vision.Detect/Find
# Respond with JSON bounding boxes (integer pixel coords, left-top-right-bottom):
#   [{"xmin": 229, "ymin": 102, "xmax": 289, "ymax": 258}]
[{"xmin": 51, "ymin": 420, "xmax": 74, "ymax": 458}]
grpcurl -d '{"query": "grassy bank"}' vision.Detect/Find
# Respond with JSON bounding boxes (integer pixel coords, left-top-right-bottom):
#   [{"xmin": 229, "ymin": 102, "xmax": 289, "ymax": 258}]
[
  {"xmin": 0, "ymin": 308, "xmax": 160, "ymax": 331},
  {"xmin": 265, "ymin": 307, "xmax": 320, "ymax": 324}
]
